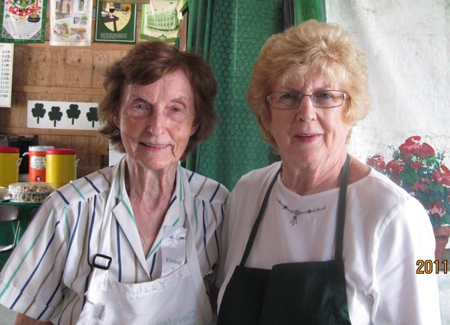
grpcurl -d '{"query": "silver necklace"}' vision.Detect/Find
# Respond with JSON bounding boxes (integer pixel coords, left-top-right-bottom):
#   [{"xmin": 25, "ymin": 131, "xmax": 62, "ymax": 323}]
[{"xmin": 276, "ymin": 197, "xmax": 326, "ymax": 225}]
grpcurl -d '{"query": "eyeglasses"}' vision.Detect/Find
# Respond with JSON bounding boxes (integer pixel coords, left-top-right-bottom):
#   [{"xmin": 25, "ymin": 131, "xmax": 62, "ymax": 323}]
[{"xmin": 266, "ymin": 90, "xmax": 349, "ymax": 110}]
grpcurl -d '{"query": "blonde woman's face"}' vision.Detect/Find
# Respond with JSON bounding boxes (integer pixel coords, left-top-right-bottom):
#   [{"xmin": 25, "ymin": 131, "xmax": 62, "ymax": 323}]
[{"xmin": 264, "ymin": 72, "xmax": 351, "ymax": 169}]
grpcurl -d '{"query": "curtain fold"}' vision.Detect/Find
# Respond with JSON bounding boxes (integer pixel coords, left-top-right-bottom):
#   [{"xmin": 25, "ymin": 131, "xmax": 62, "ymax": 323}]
[
  {"xmin": 293, "ymin": 0, "xmax": 326, "ymax": 23},
  {"xmin": 284, "ymin": 0, "xmax": 295, "ymax": 30}
]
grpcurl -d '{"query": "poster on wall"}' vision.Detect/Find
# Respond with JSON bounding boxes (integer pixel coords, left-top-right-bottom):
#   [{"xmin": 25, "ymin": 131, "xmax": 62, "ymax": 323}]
[
  {"xmin": 140, "ymin": 0, "xmax": 186, "ymax": 45},
  {"xmin": 50, "ymin": 0, "xmax": 93, "ymax": 46},
  {"xmin": 94, "ymin": 1, "xmax": 136, "ymax": 43},
  {"xmin": 27, "ymin": 100, "xmax": 101, "ymax": 130},
  {"xmin": 0, "ymin": 0, "xmax": 47, "ymax": 43},
  {"xmin": 0, "ymin": 43, "xmax": 13, "ymax": 108},
  {"xmin": 108, "ymin": 0, "xmax": 148, "ymax": 3}
]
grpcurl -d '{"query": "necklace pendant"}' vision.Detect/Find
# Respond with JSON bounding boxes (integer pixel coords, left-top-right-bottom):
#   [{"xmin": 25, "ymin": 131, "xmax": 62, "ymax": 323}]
[
  {"xmin": 277, "ymin": 197, "xmax": 326, "ymax": 226},
  {"xmin": 290, "ymin": 216, "xmax": 298, "ymax": 226}
]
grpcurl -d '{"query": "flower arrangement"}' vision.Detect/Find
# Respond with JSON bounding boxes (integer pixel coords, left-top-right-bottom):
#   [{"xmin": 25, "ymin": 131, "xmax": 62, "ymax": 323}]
[{"xmin": 367, "ymin": 136, "xmax": 450, "ymax": 230}]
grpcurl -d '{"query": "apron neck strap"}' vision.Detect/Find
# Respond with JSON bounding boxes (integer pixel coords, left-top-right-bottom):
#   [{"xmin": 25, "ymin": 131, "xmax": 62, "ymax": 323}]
[
  {"xmin": 334, "ymin": 154, "xmax": 350, "ymax": 261},
  {"xmin": 240, "ymin": 167, "xmax": 281, "ymax": 267},
  {"xmin": 239, "ymin": 154, "xmax": 351, "ymax": 267}
]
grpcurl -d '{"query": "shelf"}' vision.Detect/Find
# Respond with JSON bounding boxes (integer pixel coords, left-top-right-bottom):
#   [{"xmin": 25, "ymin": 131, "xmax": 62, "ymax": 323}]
[
  {"xmin": 0, "ymin": 127, "xmax": 101, "ymax": 137},
  {"xmin": 13, "ymin": 86, "xmax": 105, "ymax": 96},
  {"xmin": 15, "ymin": 42, "xmax": 136, "ymax": 51}
]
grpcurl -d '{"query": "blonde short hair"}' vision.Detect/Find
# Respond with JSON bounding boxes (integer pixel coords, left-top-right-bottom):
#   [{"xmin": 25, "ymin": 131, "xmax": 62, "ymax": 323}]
[{"xmin": 247, "ymin": 19, "xmax": 371, "ymax": 149}]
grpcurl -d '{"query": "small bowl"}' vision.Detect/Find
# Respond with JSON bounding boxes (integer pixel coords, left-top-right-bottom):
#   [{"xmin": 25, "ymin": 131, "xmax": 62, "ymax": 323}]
[{"xmin": 8, "ymin": 182, "xmax": 54, "ymax": 203}]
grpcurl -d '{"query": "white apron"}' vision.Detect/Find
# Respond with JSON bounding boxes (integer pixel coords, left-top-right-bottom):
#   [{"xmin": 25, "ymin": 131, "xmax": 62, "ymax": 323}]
[{"xmin": 75, "ymin": 164, "xmax": 213, "ymax": 325}]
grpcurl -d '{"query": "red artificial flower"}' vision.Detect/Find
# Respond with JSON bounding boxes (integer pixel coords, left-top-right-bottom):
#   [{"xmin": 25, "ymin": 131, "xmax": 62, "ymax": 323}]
[
  {"xmin": 398, "ymin": 136, "xmax": 435, "ymax": 160},
  {"xmin": 385, "ymin": 160, "xmax": 404, "ymax": 175},
  {"xmin": 421, "ymin": 177, "xmax": 432, "ymax": 184},
  {"xmin": 418, "ymin": 143, "xmax": 436, "ymax": 159},
  {"xmin": 367, "ymin": 154, "xmax": 386, "ymax": 172},
  {"xmin": 411, "ymin": 181, "xmax": 428, "ymax": 192},
  {"xmin": 429, "ymin": 201, "xmax": 446, "ymax": 218},
  {"xmin": 432, "ymin": 165, "xmax": 450, "ymax": 187},
  {"xmin": 410, "ymin": 161, "xmax": 425, "ymax": 170}
]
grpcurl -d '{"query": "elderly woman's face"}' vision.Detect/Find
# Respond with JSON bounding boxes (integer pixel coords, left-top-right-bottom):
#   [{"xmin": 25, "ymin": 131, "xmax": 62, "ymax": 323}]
[
  {"xmin": 265, "ymin": 72, "xmax": 351, "ymax": 168},
  {"xmin": 114, "ymin": 70, "xmax": 197, "ymax": 171}
]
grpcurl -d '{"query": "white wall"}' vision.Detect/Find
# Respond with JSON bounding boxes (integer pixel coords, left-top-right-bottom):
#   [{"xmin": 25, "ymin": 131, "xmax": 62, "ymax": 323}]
[{"xmin": 326, "ymin": 0, "xmax": 449, "ymax": 164}]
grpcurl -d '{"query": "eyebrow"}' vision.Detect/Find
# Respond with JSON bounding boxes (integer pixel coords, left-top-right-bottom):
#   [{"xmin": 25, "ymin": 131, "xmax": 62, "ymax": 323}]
[
  {"xmin": 128, "ymin": 94, "xmax": 190, "ymax": 106},
  {"xmin": 170, "ymin": 96, "xmax": 189, "ymax": 104},
  {"xmin": 282, "ymin": 85, "xmax": 335, "ymax": 92}
]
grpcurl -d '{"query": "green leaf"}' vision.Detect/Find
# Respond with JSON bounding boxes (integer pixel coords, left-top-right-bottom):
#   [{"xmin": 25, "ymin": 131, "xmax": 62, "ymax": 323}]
[{"xmin": 401, "ymin": 168, "xmax": 418, "ymax": 187}]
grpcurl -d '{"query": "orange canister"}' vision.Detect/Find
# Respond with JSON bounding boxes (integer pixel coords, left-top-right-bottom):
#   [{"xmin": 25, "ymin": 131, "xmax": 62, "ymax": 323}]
[
  {"xmin": 46, "ymin": 148, "xmax": 79, "ymax": 188},
  {"xmin": 0, "ymin": 146, "xmax": 22, "ymax": 188},
  {"xmin": 23, "ymin": 146, "xmax": 54, "ymax": 182}
]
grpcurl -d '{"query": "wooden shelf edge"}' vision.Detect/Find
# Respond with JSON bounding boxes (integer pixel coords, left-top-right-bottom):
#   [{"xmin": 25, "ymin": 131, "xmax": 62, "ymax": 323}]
[
  {"xmin": 15, "ymin": 42, "xmax": 136, "ymax": 51},
  {"xmin": 13, "ymin": 85, "xmax": 105, "ymax": 96},
  {"xmin": 0, "ymin": 127, "xmax": 102, "ymax": 137}
]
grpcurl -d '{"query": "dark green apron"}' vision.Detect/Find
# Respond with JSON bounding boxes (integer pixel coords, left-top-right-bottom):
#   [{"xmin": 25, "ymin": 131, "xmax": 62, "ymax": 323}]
[{"xmin": 217, "ymin": 155, "xmax": 352, "ymax": 325}]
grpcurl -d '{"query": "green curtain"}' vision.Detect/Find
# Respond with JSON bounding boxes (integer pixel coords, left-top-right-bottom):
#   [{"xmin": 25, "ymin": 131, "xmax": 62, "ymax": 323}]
[
  {"xmin": 186, "ymin": 0, "xmax": 283, "ymax": 190},
  {"xmin": 186, "ymin": 0, "xmax": 326, "ymax": 190},
  {"xmin": 293, "ymin": 0, "xmax": 326, "ymax": 23}
]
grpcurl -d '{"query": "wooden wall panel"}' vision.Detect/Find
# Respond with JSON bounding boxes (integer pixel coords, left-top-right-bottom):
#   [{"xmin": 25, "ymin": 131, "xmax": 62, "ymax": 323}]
[
  {"xmin": 13, "ymin": 47, "xmax": 52, "ymax": 87},
  {"xmin": 51, "ymin": 49, "xmax": 94, "ymax": 88},
  {"xmin": 92, "ymin": 50, "xmax": 129, "ymax": 88}
]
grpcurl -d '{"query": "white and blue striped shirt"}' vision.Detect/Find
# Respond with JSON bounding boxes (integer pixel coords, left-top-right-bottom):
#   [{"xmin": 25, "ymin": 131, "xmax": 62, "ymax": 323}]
[{"xmin": 0, "ymin": 158, "xmax": 229, "ymax": 323}]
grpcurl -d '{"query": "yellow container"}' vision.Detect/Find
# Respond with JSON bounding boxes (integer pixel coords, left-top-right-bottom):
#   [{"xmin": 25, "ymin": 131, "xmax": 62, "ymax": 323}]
[
  {"xmin": 46, "ymin": 148, "xmax": 79, "ymax": 188},
  {"xmin": 0, "ymin": 147, "xmax": 22, "ymax": 188}
]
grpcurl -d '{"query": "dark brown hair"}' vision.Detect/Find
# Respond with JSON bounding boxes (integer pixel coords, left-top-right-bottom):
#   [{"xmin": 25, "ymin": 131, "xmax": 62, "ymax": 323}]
[{"xmin": 98, "ymin": 41, "xmax": 218, "ymax": 159}]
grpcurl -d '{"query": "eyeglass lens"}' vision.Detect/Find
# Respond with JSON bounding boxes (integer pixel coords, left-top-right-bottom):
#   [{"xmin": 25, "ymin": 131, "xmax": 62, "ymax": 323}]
[{"xmin": 268, "ymin": 90, "xmax": 346, "ymax": 109}]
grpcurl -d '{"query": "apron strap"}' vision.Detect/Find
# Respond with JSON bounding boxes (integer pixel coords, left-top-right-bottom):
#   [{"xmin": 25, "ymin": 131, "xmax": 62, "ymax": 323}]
[
  {"xmin": 239, "ymin": 154, "xmax": 351, "ymax": 267},
  {"xmin": 240, "ymin": 167, "xmax": 282, "ymax": 267},
  {"xmin": 84, "ymin": 159, "xmax": 124, "ymax": 305},
  {"xmin": 179, "ymin": 166, "xmax": 214, "ymax": 323},
  {"xmin": 335, "ymin": 154, "xmax": 350, "ymax": 261}
]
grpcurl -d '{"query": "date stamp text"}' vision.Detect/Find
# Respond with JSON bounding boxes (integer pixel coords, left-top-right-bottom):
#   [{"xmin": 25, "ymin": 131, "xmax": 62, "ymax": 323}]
[{"xmin": 416, "ymin": 259, "xmax": 448, "ymax": 274}]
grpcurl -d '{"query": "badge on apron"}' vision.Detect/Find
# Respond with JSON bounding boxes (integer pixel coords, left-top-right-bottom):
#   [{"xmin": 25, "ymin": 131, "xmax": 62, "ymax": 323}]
[{"xmin": 161, "ymin": 225, "xmax": 187, "ymax": 277}]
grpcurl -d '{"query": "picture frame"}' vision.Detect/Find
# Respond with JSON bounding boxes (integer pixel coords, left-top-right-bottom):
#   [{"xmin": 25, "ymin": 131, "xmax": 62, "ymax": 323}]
[{"xmin": 95, "ymin": 1, "xmax": 137, "ymax": 43}]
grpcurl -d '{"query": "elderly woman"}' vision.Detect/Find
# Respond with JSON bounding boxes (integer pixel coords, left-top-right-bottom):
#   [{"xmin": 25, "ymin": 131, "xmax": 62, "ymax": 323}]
[
  {"xmin": 216, "ymin": 20, "xmax": 440, "ymax": 324},
  {"xmin": 0, "ymin": 42, "xmax": 228, "ymax": 324}
]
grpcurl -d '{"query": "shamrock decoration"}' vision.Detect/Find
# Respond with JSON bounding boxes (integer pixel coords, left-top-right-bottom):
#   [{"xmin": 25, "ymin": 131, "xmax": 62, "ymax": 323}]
[
  {"xmin": 66, "ymin": 104, "xmax": 81, "ymax": 125},
  {"xmin": 86, "ymin": 107, "xmax": 98, "ymax": 128},
  {"xmin": 49, "ymin": 106, "xmax": 63, "ymax": 127},
  {"xmin": 31, "ymin": 103, "xmax": 46, "ymax": 124}
]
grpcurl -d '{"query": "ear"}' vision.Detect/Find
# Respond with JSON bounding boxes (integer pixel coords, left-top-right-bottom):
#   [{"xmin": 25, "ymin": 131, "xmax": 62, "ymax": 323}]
[
  {"xmin": 345, "ymin": 127, "xmax": 353, "ymax": 143},
  {"xmin": 260, "ymin": 112, "xmax": 271, "ymax": 132},
  {"xmin": 113, "ymin": 115, "xmax": 120, "ymax": 128},
  {"xmin": 190, "ymin": 123, "xmax": 199, "ymax": 136}
]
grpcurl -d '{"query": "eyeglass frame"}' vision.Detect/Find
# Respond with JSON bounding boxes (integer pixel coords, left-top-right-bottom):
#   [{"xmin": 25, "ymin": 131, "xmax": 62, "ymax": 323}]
[{"xmin": 266, "ymin": 90, "xmax": 349, "ymax": 110}]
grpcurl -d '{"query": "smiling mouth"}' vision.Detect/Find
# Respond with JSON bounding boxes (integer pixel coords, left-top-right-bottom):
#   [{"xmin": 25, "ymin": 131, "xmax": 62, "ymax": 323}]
[{"xmin": 140, "ymin": 142, "xmax": 171, "ymax": 148}]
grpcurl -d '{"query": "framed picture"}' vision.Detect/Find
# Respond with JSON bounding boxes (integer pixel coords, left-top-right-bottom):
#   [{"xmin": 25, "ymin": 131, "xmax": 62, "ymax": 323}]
[
  {"xmin": 95, "ymin": 1, "xmax": 137, "ymax": 43},
  {"xmin": 0, "ymin": 0, "xmax": 47, "ymax": 43},
  {"xmin": 140, "ymin": 0, "xmax": 186, "ymax": 45},
  {"xmin": 50, "ymin": 0, "xmax": 93, "ymax": 46},
  {"xmin": 108, "ymin": 0, "xmax": 147, "ymax": 3}
]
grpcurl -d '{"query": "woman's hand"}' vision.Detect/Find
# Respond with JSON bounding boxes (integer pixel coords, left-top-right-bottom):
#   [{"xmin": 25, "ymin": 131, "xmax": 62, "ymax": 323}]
[{"xmin": 15, "ymin": 313, "xmax": 52, "ymax": 325}]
